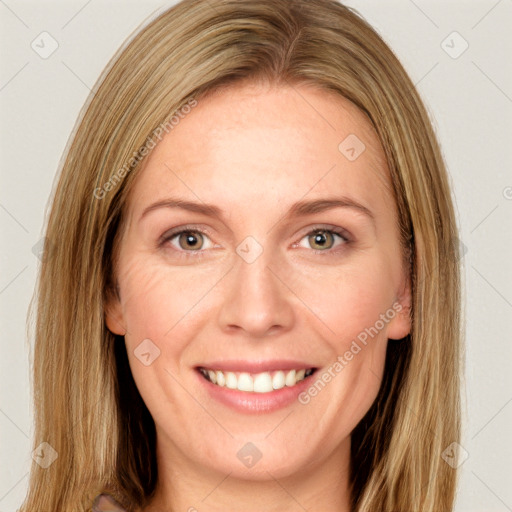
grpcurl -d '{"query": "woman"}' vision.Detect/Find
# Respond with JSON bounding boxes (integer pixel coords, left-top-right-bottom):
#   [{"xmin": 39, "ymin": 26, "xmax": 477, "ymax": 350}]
[{"xmin": 21, "ymin": 0, "xmax": 462, "ymax": 511}]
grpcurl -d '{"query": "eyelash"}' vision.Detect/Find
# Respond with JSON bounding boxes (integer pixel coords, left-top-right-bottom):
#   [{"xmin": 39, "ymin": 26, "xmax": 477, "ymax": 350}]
[{"xmin": 158, "ymin": 224, "xmax": 351, "ymax": 260}]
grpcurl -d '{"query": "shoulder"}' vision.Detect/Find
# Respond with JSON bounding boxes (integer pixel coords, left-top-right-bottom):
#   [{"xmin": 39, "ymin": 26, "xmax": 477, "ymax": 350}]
[{"xmin": 92, "ymin": 493, "xmax": 128, "ymax": 512}]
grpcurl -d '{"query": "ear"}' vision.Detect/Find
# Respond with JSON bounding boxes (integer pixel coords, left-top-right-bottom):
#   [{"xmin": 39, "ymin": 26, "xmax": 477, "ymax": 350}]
[
  {"xmin": 104, "ymin": 283, "xmax": 127, "ymax": 336},
  {"xmin": 386, "ymin": 272, "xmax": 412, "ymax": 340}
]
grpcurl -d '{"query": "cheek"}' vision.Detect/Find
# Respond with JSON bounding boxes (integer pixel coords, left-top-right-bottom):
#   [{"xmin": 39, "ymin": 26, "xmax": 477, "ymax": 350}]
[
  {"xmin": 280, "ymin": 255, "xmax": 398, "ymax": 346},
  {"xmin": 116, "ymin": 257, "xmax": 211, "ymax": 414},
  {"xmin": 118, "ymin": 255, "xmax": 221, "ymax": 341},
  {"xmin": 287, "ymin": 258, "xmax": 394, "ymax": 408},
  {"xmin": 117, "ymin": 255, "xmax": 229, "ymax": 410},
  {"xmin": 294, "ymin": 263, "xmax": 392, "ymax": 441}
]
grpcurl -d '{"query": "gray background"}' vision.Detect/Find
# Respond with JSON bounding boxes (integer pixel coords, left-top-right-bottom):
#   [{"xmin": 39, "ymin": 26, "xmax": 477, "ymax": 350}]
[{"xmin": 1, "ymin": 1, "xmax": 511, "ymax": 510}]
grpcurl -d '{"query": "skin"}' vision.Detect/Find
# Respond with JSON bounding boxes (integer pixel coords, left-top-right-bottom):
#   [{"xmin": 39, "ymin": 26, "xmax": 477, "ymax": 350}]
[{"xmin": 105, "ymin": 80, "xmax": 411, "ymax": 512}]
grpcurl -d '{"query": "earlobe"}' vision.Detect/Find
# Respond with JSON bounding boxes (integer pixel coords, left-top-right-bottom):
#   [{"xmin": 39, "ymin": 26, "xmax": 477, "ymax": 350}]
[
  {"xmin": 387, "ymin": 278, "xmax": 412, "ymax": 341},
  {"xmin": 104, "ymin": 290, "xmax": 126, "ymax": 336}
]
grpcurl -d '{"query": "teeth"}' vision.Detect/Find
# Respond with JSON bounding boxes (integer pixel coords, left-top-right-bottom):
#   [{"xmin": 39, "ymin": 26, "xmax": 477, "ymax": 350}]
[
  {"xmin": 237, "ymin": 372, "xmax": 253, "ymax": 392},
  {"xmin": 225, "ymin": 372, "xmax": 237, "ymax": 389},
  {"xmin": 285, "ymin": 369, "xmax": 296, "ymax": 386},
  {"xmin": 199, "ymin": 367, "xmax": 314, "ymax": 393},
  {"xmin": 215, "ymin": 370, "xmax": 225, "ymax": 387},
  {"xmin": 272, "ymin": 371, "xmax": 285, "ymax": 390},
  {"xmin": 253, "ymin": 372, "xmax": 272, "ymax": 393}
]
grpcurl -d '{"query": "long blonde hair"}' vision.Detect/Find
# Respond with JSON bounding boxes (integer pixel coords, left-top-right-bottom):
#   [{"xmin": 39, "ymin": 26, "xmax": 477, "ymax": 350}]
[{"xmin": 21, "ymin": 0, "xmax": 462, "ymax": 510}]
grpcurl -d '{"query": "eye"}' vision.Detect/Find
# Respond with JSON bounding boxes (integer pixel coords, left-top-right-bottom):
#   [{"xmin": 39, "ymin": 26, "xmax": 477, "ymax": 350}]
[
  {"xmin": 160, "ymin": 227, "xmax": 215, "ymax": 254},
  {"xmin": 296, "ymin": 227, "xmax": 349, "ymax": 253},
  {"xmin": 159, "ymin": 224, "xmax": 351, "ymax": 259}
]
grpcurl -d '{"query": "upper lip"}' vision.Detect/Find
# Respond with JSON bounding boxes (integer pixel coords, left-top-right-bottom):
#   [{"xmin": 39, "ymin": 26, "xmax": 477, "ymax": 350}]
[{"xmin": 196, "ymin": 360, "xmax": 317, "ymax": 373}]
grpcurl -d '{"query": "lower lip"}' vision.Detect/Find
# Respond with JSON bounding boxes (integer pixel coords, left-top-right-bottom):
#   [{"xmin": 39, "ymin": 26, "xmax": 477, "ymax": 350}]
[{"xmin": 195, "ymin": 369, "xmax": 316, "ymax": 414}]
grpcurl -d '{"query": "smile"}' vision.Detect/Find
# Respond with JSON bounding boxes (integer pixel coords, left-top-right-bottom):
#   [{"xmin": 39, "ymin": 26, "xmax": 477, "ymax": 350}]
[{"xmin": 198, "ymin": 367, "xmax": 316, "ymax": 393}]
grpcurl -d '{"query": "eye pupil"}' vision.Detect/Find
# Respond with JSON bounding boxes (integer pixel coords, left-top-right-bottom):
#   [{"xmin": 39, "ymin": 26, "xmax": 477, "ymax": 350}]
[
  {"xmin": 310, "ymin": 230, "xmax": 333, "ymax": 250},
  {"xmin": 179, "ymin": 231, "xmax": 203, "ymax": 250}
]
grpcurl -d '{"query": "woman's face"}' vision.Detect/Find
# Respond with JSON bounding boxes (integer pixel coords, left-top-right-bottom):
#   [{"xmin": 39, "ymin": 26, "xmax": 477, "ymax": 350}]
[{"xmin": 106, "ymin": 82, "xmax": 411, "ymax": 481}]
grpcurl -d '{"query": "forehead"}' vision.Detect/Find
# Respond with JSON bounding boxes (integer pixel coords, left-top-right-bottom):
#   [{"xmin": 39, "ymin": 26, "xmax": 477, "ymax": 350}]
[{"xmin": 126, "ymin": 82, "xmax": 394, "ymax": 224}]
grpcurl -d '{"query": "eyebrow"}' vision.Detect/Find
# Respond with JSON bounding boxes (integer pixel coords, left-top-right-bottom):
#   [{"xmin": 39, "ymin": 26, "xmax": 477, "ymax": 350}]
[{"xmin": 139, "ymin": 196, "xmax": 374, "ymax": 224}]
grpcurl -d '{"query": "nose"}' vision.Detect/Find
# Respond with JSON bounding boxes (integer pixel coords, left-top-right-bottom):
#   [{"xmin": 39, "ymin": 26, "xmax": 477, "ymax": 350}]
[{"xmin": 216, "ymin": 249, "xmax": 295, "ymax": 339}]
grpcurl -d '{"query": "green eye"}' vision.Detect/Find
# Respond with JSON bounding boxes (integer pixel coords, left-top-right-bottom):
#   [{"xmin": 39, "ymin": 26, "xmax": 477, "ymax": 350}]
[
  {"xmin": 308, "ymin": 230, "xmax": 336, "ymax": 250},
  {"xmin": 298, "ymin": 228, "xmax": 349, "ymax": 253}
]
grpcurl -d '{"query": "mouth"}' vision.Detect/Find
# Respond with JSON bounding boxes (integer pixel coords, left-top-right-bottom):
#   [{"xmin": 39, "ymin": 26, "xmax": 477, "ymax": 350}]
[{"xmin": 196, "ymin": 367, "xmax": 318, "ymax": 393}]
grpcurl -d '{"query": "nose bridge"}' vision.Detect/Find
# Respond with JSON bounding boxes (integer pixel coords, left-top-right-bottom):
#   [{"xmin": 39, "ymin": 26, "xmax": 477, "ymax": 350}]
[
  {"xmin": 217, "ymin": 239, "xmax": 294, "ymax": 337},
  {"xmin": 237, "ymin": 246, "xmax": 276, "ymax": 297}
]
